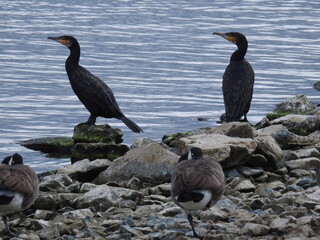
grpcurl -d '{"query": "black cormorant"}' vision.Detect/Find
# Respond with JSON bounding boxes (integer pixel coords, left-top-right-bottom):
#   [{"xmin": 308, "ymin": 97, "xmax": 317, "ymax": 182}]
[
  {"xmin": 213, "ymin": 32, "xmax": 255, "ymax": 122},
  {"xmin": 47, "ymin": 35, "xmax": 143, "ymax": 133},
  {"xmin": 171, "ymin": 147, "xmax": 225, "ymax": 239}
]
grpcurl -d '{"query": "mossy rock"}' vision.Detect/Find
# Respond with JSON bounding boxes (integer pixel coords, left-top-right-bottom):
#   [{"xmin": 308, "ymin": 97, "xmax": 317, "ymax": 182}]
[
  {"xmin": 73, "ymin": 123, "xmax": 123, "ymax": 144},
  {"xmin": 162, "ymin": 132, "xmax": 188, "ymax": 147},
  {"xmin": 19, "ymin": 137, "xmax": 74, "ymax": 154},
  {"xmin": 71, "ymin": 143, "xmax": 129, "ymax": 162},
  {"xmin": 266, "ymin": 111, "xmax": 293, "ymax": 121}
]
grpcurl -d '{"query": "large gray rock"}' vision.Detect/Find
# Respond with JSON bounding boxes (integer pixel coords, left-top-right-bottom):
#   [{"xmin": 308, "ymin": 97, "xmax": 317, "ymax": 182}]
[
  {"xmin": 274, "ymin": 95, "xmax": 314, "ymax": 114},
  {"xmin": 93, "ymin": 142, "xmax": 179, "ymax": 185},
  {"xmin": 57, "ymin": 159, "xmax": 112, "ymax": 182},
  {"xmin": 74, "ymin": 184, "xmax": 143, "ymax": 211},
  {"xmin": 176, "ymin": 133, "xmax": 257, "ymax": 168},
  {"xmin": 208, "ymin": 122, "xmax": 256, "ymax": 139},
  {"xmin": 254, "ymin": 135, "xmax": 284, "ymax": 169}
]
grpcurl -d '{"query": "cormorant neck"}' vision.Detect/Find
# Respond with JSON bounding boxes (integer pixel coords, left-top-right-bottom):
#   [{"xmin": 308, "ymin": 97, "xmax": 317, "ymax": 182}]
[
  {"xmin": 230, "ymin": 41, "xmax": 247, "ymax": 62},
  {"xmin": 66, "ymin": 43, "xmax": 80, "ymax": 70}
]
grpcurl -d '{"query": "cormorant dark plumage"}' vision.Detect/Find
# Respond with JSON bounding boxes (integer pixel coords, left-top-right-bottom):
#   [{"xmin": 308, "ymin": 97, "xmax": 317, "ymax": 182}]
[
  {"xmin": 171, "ymin": 147, "xmax": 225, "ymax": 239},
  {"xmin": 47, "ymin": 35, "xmax": 143, "ymax": 133},
  {"xmin": 213, "ymin": 32, "xmax": 255, "ymax": 122}
]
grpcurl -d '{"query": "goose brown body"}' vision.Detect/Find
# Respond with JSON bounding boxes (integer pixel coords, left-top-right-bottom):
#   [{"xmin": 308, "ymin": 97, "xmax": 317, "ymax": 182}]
[
  {"xmin": 0, "ymin": 153, "xmax": 39, "ymax": 236},
  {"xmin": 171, "ymin": 147, "xmax": 225, "ymax": 239}
]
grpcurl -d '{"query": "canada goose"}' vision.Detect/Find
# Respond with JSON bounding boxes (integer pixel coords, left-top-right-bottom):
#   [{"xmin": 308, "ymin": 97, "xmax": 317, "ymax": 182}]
[
  {"xmin": 0, "ymin": 153, "xmax": 39, "ymax": 236},
  {"xmin": 171, "ymin": 147, "xmax": 225, "ymax": 239}
]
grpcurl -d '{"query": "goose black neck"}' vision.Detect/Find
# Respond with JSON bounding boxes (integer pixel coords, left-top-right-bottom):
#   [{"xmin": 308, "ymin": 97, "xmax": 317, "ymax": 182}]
[
  {"xmin": 230, "ymin": 41, "xmax": 248, "ymax": 62},
  {"xmin": 66, "ymin": 42, "xmax": 80, "ymax": 70}
]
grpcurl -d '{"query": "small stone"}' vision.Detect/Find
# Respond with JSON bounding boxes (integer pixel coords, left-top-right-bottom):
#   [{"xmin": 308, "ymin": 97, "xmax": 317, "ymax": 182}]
[
  {"xmin": 250, "ymin": 199, "xmax": 265, "ymax": 210},
  {"xmin": 242, "ymin": 223, "xmax": 270, "ymax": 236},
  {"xmin": 236, "ymin": 166, "xmax": 264, "ymax": 177},
  {"xmin": 159, "ymin": 207, "xmax": 182, "ymax": 217},
  {"xmin": 201, "ymin": 206, "xmax": 229, "ymax": 222},
  {"xmin": 235, "ymin": 180, "xmax": 256, "ymax": 192}
]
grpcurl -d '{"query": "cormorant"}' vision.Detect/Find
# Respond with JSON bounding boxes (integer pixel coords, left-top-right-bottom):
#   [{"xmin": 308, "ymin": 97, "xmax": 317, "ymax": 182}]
[
  {"xmin": 213, "ymin": 32, "xmax": 255, "ymax": 122},
  {"xmin": 0, "ymin": 153, "xmax": 39, "ymax": 236},
  {"xmin": 47, "ymin": 35, "xmax": 143, "ymax": 133},
  {"xmin": 171, "ymin": 147, "xmax": 225, "ymax": 239}
]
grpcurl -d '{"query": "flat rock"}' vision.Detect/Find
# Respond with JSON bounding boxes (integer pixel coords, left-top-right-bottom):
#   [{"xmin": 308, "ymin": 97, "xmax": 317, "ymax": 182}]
[
  {"xmin": 274, "ymin": 95, "xmax": 314, "ymax": 114},
  {"xmin": 176, "ymin": 133, "xmax": 257, "ymax": 168},
  {"xmin": 93, "ymin": 142, "xmax": 178, "ymax": 185},
  {"xmin": 57, "ymin": 158, "xmax": 112, "ymax": 182},
  {"xmin": 75, "ymin": 184, "xmax": 143, "ymax": 211},
  {"xmin": 285, "ymin": 157, "xmax": 320, "ymax": 170},
  {"xmin": 208, "ymin": 122, "xmax": 255, "ymax": 139}
]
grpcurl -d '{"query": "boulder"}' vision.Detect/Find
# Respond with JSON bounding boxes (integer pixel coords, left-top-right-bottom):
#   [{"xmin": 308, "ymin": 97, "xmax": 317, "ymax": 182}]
[
  {"xmin": 71, "ymin": 142, "xmax": 129, "ymax": 162},
  {"xmin": 176, "ymin": 133, "xmax": 257, "ymax": 168},
  {"xmin": 313, "ymin": 81, "xmax": 320, "ymax": 91},
  {"xmin": 19, "ymin": 137, "xmax": 73, "ymax": 154},
  {"xmin": 285, "ymin": 157, "xmax": 320, "ymax": 170},
  {"xmin": 273, "ymin": 95, "xmax": 314, "ymax": 114},
  {"xmin": 57, "ymin": 159, "xmax": 112, "ymax": 182},
  {"xmin": 73, "ymin": 123, "xmax": 123, "ymax": 144},
  {"xmin": 253, "ymin": 135, "xmax": 284, "ymax": 169},
  {"xmin": 208, "ymin": 122, "xmax": 255, "ymax": 139},
  {"xmin": 74, "ymin": 185, "xmax": 143, "ymax": 211},
  {"xmin": 93, "ymin": 142, "xmax": 179, "ymax": 185}
]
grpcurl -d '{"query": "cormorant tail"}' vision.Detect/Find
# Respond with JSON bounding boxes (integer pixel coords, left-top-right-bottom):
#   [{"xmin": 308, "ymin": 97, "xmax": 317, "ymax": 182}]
[{"xmin": 120, "ymin": 116, "xmax": 143, "ymax": 133}]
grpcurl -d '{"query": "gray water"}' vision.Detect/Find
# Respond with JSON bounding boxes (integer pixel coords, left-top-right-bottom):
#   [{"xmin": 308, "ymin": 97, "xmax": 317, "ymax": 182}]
[{"xmin": 1, "ymin": 0, "xmax": 320, "ymax": 172}]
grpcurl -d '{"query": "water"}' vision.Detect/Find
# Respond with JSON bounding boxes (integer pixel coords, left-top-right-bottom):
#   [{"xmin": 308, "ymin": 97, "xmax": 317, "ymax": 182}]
[{"xmin": 1, "ymin": 0, "xmax": 320, "ymax": 172}]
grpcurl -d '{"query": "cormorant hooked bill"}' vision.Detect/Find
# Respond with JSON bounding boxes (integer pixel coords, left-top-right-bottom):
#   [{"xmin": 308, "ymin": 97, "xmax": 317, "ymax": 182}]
[
  {"xmin": 213, "ymin": 32, "xmax": 255, "ymax": 123},
  {"xmin": 47, "ymin": 35, "xmax": 143, "ymax": 133}
]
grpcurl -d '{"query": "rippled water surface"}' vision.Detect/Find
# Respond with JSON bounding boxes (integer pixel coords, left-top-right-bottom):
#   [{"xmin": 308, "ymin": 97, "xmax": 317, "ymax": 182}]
[{"xmin": 1, "ymin": 0, "xmax": 320, "ymax": 172}]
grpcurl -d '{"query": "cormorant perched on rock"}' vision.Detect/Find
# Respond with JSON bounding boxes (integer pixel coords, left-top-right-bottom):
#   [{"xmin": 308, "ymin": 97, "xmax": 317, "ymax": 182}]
[
  {"xmin": 0, "ymin": 153, "xmax": 39, "ymax": 236},
  {"xmin": 213, "ymin": 32, "xmax": 255, "ymax": 123},
  {"xmin": 47, "ymin": 35, "xmax": 143, "ymax": 133},
  {"xmin": 171, "ymin": 147, "xmax": 225, "ymax": 239}
]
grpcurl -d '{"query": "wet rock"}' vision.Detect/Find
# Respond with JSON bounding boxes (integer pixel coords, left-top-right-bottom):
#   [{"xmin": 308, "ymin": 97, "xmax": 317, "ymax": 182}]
[
  {"xmin": 94, "ymin": 142, "xmax": 178, "ymax": 185},
  {"xmin": 19, "ymin": 137, "xmax": 73, "ymax": 155},
  {"xmin": 176, "ymin": 133, "xmax": 257, "ymax": 168},
  {"xmin": 71, "ymin": 142, "xmax": 129, "ymax": 162},
  {"xmin": 313, "ymin": 81, "xmax": 320, "ymax": 91}
]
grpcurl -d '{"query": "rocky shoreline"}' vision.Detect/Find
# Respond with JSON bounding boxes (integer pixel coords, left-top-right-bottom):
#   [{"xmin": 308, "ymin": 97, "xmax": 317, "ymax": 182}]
[{"xmin": 2, "ymin": 95, "xmax": 320, "ymax": 240}]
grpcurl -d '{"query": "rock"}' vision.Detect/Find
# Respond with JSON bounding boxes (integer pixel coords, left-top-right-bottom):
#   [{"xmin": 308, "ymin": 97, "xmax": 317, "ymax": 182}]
[
  {"xmin": 313, "ymin": 81, "xmax": 320, "ymax": 91},
  {"xmin": 292, "ymin": 148, "xmax": 320, "ymax": 159},
  {"xmin": 74, "ymin": 184, "xmax": 143, "ymax": 211},
  {"xmin": 273, "ymin": 95, "xmax": 314, "ymax": 114},
  {"xmin": 73, "ymin": 123, "xmax": 124, "ymax": 144},
  {"xmin": 93, "ymin": 142, "xmax": 178, "ymax": 185},
  {"xmin": 62, "ymin": 209, "xmax": 94, "ymax": 218},
  {"xmin": 285, "ymin": 157, "xmax": 320, "ymax": 170},
  {"xmin": 236, "ymin": 166, "xmax": 264, "ymax": 177},
  {"xmin": 235, "ymin": 179, "xmax": 256, "ymax": 192},
  {"xmin": 242, "ymin": 223, "xmax": 270, "ymax": 236},
  {"xmin": 19, "ymin": 137, "xmax": 73, "ymax": 154},
  {"xmin": 254, "ymin": 135, "xmax": 284, "ymax": 169},
  {"xmin": 71, "ymin": 142, "xmax": 129, "ymax": 162},
  {"xmin": 200, "ymin": 206, "xmax": 229, "ymax": 222},
  {"xmin": 57, "ymin": 159, "xmax": 112, "ymax": 182},
  {"xmin": 270, "ymin": 218, "xmax": 291, "ymax": 232},
  {"xmin": 176, "ymin": 133, "xmax": 257, "ymax": 168},
  {"xmin": 208, "ymin": 122, "xmax": 255, "ymax": 139}
]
